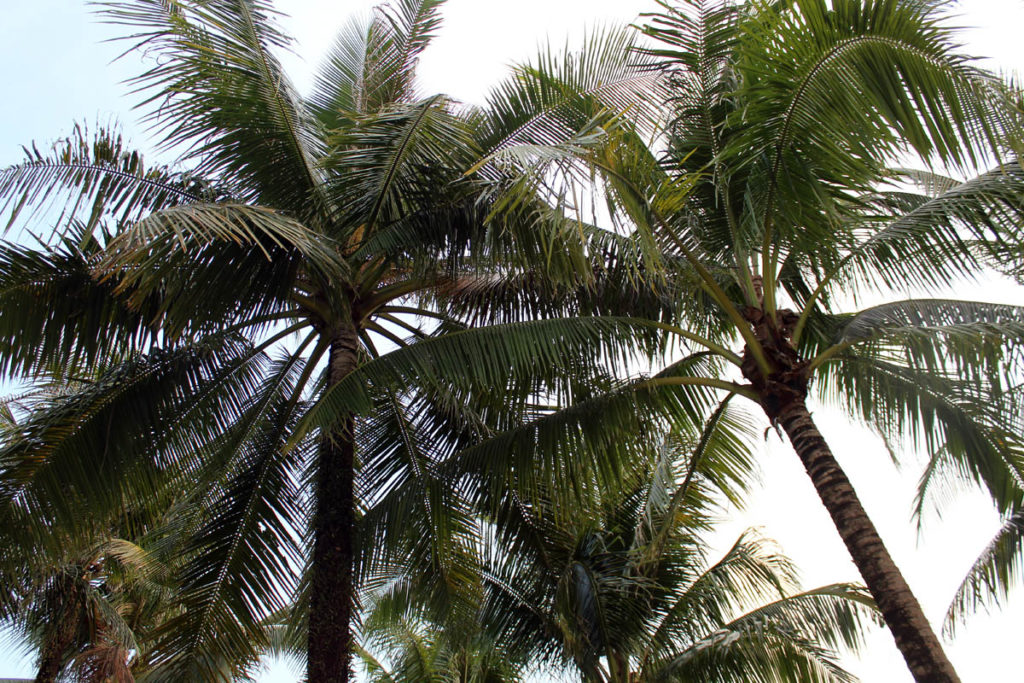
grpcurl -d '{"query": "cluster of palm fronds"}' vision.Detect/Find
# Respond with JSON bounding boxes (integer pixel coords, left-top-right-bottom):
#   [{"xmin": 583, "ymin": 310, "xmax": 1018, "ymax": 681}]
[{"xmin": 2, "ymin": 1, "xmax": 1024, "ymax": 682}]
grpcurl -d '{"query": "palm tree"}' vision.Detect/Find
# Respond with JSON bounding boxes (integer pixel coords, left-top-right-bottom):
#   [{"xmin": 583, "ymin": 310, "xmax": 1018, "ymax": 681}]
[
  {"xmin": 356, "ymin": 592, "xmax": 528, "ymax": 683},
  {"xmin": 441, "ymin": 2, "xmax": 1024, "ymax": 680},
  {"xmin": 0, "ymin": 381, "xmax": 217, "ymax": 683},
  {"xmin": 0, "ymin": 382, "xmax": 155, "ymax": 683},
  {"xmin": 515, "ymin": 1, "xmax": 1024, "ymax": 680},
  {"xmin": 474, "ymin": 410, "xmax": 877, "ymax": 683},
  {"xmin": 0, "ymin": 2, "xmax": 661, "ymax": 681}
]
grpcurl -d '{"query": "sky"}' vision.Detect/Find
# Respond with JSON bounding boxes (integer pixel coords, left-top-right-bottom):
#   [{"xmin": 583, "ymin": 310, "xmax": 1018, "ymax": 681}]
[{"xmin": 1, "ymin": 1, "xmax": 1023, "ymax": 681}]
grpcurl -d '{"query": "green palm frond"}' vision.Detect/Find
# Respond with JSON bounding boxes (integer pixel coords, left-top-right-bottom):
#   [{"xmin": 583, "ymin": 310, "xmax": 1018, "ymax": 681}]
[
  {"xmin": 638, "ymin": 0, "xmax": 743, "ymax": 247},
  {"xmin": 101, "ymin": 202, "xmax": 349, "ymax": 308},
  {"xmin": 100, "ymin": 238, "xmax": 313, "ymax": 342},
  {"xmin": 296, "ymin": 316, "xmax": 668, "ymax": 443},
  {"xmin": 478, "ymin": 25, "xmax": 664, "ymax": 162},
  {"xmin": 107, "ymin": 203, "xmax": 340, "ymax": 264},
  {"xmin": 648, "ymin": 533, "xmax": 798, "ymax": 650},
  {"xmin": 99, "ymin": 0, "xmax": 329, "ymax": 218},
  {"xmin": 309, "ymin": 13, "xmax": 374, "ymax": 131},
  {"xmin": 810, "ymin": 164, "xmax": 1024, "ymax": 306},
  {"xmin": 740, "ymin": 0, "xmax": 1018, "ymax": 226},
  {"xmin": 145, "ymin": 355, "xmax": 310, "ymax": 682},
  {"xmin": 944, "ymin": 508, "xmax": 1024, "ymax": 637},
  {"xmin": 0, "ymin": 123, "xmax": 215, "ymax": 238},
  {"xmin": 0, "ymin": 336, "xmax": 262, "ymax": 538},
  {"xmin": 310, "ymin": 0, "xmax": 446, "ymax": 132},
  {"xmin": 650, "ymin": 615, "xmax": 858, "ymax": 683},
  {"xmin": 354, "ymin": 387, "xmax": 485, "ymax": 621},
  {"xmin": 640, "ymin": 398, "xmax": 759, "ymax": 561},
  {"xmin": 817, "ymin": 299, "xmax": 1024, "ymax": 383},
  {"xmin": 0, "ymin": 227, "xmax": 163, "ymax": 378},
  {"xmin": 816, "ymin": 354, "xmax": 1024, "ymax": 520},
  {"xmin": 369, "ymin": 0, "xmax": 446, "ymax": 103},
  {"xmin": 327, "ymin": 96, "xmax": 473, "ymax": 241},
  {"xmin": 893, "ymin": 167, "xmax": 965, "ymax": 198}
]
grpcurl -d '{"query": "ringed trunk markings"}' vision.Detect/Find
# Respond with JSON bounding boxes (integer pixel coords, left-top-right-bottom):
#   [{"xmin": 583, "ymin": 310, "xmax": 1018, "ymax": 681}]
[
  {"xmin": 776, "ymin": 399, "xmax": 960, "ymax": 683},
  {"xmin": 307, "ymin": 323, "xmax": 360, "ymax": 683}
]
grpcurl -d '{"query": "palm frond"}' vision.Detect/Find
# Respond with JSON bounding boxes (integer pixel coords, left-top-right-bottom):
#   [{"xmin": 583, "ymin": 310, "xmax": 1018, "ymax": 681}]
[
  {"xmin": 816, "ymin": 353, "xmax": 1024, "ymax": 519},
  {"xmin": 99, "ymin": 0, "xmax": 329, "ymax": 218},
  {"xmin": 0, "ymin": 122, "xmax": 214, "ymax": 238},
  {"xmin": 296, "ymin": 316, "xmax": 668, "ymax": 444},
  {"xmin": 0, "ymin": 227, "xmax": 164, "ymax": 378},
  {"xmin": 650, "ymin": 585, "xmax": 872, "ymax": 683},
  {"xmin": 0, "ymin": 335, "xmax": 261, "ymax": 541},
  {"xmin": 824, "ymin": 299, "xmax": 1024, "ymax": 383},
  {"xmin": 327, "ymin": 96, "xmax": 472, "ymax": 242},
  {"xmin": 741, "ymin": 0, "xmax": 1019, "ymax": 230},
  {"xmin": 821, "ymin": 164, "xmax": 1024, "ymax": 302},
  {"xmin": 944, "ymin": 508, "xmax": 1024, "ymax": 637},
  {"xmin": 477, "ymin": 25, "xmax": 665, "ymax": 163},
  {"xmin": 145, "ymin": 354, "xmax": 309, "ymax": 681}
]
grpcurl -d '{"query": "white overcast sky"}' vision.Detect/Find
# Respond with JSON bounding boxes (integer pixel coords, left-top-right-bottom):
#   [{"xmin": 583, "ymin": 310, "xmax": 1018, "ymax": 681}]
[{"xmin": 2, "ymin": 1, "xmax": 1023, "ymax": 681}]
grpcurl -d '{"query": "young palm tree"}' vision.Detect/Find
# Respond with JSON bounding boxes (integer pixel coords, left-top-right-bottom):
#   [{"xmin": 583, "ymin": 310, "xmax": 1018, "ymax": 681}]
[
  {"xmin": 0, "ymin": 2, "xmax": 662, "ymax": 681},
  {"xmin": 356, "ymin": 591, "xmax": 528, "ymax": 683},
  {"xmin": 473, "ymin": 411, "xmax": 877, "ymax": 683},
  {"xmin": 523, "ymin": 2, "xmax": 1024, "ymax": 680},
  {"xmin": 0, "ymin": 380, "xmax": 223, "ymax": 683}
]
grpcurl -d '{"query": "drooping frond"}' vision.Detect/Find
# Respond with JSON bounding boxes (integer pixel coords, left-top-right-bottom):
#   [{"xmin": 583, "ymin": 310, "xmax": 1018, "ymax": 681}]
[
  {"xmin": 355, "ymin": 387, "xmax": 484, "ymax": 621},
  {"xmin": 824, "ymin": 299, "xmax": 1024, "ymax": 383},
  {"xmin": 649, "ymin": 584, "xmax": 874, "ymax": 683},
  {"xmin": 739, "ymin": 0, "xmax": 1020, "ymax": 237},
  {"xmin": 816, "ymin": 164, "xmax": 1024, "ymax": 303},
  {"xmin": 144, "ymin": 354, "xmax": 310, "ymax": 682},
  {"xmin": 0, "ymin": 336, "xmax": 263, "ymax": 540},
  {"xmin": 0, "ymin": 226, "xmax": 165, "ymax": 378},
  {"xmin": 816, "ymin": 353, "xmax": 1024, "ymax": 519},
  {"xmin": 96, "ymin": 206, "xmax": 337, "ymax": 339},
  {"xmin": 944, "ymin": 509, "xmax": 1024, "ymax": 636}
]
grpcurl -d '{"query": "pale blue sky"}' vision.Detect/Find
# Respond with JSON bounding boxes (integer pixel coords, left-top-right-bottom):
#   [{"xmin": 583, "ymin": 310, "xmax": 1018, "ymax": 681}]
[{"xmin": 2, "ymin": 1, "xmax": 1023, "ymax": 681}]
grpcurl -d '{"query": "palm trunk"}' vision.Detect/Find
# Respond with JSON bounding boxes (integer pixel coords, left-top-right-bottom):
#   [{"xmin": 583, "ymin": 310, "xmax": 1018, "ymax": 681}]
[
  {"xmin": 307, "ymin": 323, "xmax": 360, "ymax": 683},
  {"xmin": 35, "ymin": 641, "xmax": 69, "ymax": 683},
  {"xmin": 776, "ymin": 398, "xmax": 959, "ymax": 683},
  {"xmin": 34, "ymin": 576, "xmax": 79, "ymax": 683}
]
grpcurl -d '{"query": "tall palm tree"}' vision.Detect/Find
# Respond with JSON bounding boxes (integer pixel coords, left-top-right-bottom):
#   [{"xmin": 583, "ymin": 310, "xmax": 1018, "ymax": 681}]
[
  {"xmin": 529, "ymin": 1, "xmax": 1024, "ymax": 680},
  {"xmin": 0, "ymin": 2, "xmax": 662, "ymax": 681},
  {"xmin": 440, "ymin": 1, "xmax": 1024, "ymax": 681},
  {"xmin": 474, "ymin": 411, "xmax": 877, "ymax": 683}
]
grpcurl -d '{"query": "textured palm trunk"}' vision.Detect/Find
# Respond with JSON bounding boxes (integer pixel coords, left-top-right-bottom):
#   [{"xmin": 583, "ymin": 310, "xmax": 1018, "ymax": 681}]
[
  {"xmin": 777, "ymin": 399, "xmax": 960, "ymax": 683},
  {"xmin": 739, "ymin": 303, "xmax": 959, "ymax": 682},
  {"xmin": 35, "ymin": 641, "xmax": 69, "ymax": 683},
  {"xmin": 34, "ymin": 576, "xmax": 80, "ymax": 683},
  {"xmin": 307, "ymin": 323, "xmax": 360, "ymax": 683}
]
